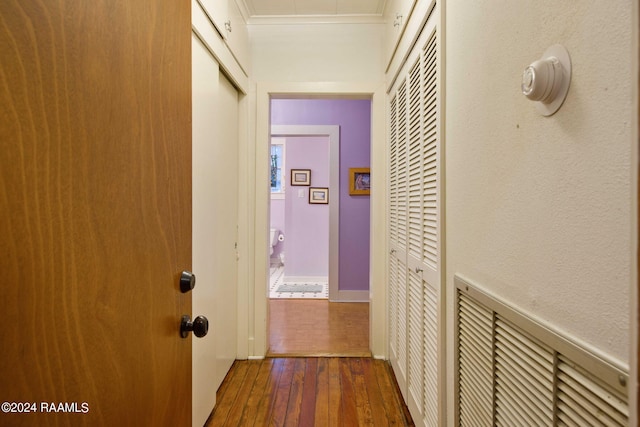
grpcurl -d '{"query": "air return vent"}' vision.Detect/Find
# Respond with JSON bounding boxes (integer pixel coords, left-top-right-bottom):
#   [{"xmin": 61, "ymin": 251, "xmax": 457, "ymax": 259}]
[{"xmin": 455, "ymin": 275, "xmax": 628, "ymax": 427}]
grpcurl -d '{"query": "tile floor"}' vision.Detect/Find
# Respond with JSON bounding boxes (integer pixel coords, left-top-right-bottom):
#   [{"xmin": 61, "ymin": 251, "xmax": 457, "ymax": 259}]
[{"xmin": 269, "ymin": 266, "xmax": 329, "ymax": 299}]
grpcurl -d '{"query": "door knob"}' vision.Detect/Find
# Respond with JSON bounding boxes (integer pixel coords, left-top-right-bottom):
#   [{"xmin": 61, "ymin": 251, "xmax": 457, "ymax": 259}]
[
  {"xmin": 180, "ymin": 271, "xmax": 196, "ymax": 293},
  {"xmin": 180, "ymin": 315, "xmax": 209, "ymax": 338}
]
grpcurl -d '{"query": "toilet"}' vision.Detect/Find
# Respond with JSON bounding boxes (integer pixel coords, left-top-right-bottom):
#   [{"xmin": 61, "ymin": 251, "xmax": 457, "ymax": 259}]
[{"xmin": 269, "ymin": 228, "xmax": 279, "ymax": 256}]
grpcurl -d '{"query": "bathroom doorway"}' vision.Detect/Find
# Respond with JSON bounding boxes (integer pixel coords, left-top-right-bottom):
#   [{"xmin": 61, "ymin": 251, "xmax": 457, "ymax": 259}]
[
  {"xmin": 265, "ymin": 98, "xmax": 372, "ymax": 356},
  {"xmin": 266, "ymin": 98, "xmax": 372, "ymax": 303},
  {"xmin": 269, "ymin": 133, "xmax": 331, "ymax": 299}
]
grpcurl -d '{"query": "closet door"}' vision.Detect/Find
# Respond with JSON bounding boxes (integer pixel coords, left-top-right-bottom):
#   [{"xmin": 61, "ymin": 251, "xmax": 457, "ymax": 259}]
[
  {"xmin": 389, "ymin": 80, "xmax": 409, "ymax": 395},
  {"xmin": 192, "ymin": 34, "xmax": 240, "ymax": 427},
  {"xmin": 387, "ymin": 2, "xmax": 441, "ymax": 426}
]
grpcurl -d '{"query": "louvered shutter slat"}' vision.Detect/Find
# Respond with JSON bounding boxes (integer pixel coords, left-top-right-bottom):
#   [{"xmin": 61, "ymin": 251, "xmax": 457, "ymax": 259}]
[
  {"xmin": 421, "ymin": 31, "xmax": 438, "ymax": 269},
  {"xmin": 408, "ymin": 271, "xmax": 423, "ymax": 414},
  {"xmin": 397, "ymin": 257, "xmax": 407, "ymax": 378},
  {"xmin": 407, "ymin": 59, "xmax": 421, "ymax": 261},
  {"xmin": 423, "ymin": 283, "xmax": 438, "ymax": 425}
]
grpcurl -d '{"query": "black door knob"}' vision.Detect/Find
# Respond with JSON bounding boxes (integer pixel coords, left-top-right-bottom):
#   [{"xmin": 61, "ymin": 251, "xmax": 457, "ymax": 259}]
[
  {"xmin": 180, "ymin": 315, "xmax": 209, "ymax": 338},
  {"xmin": 180, "ymin": 271, "xmax": 196, "ymax": 293}
]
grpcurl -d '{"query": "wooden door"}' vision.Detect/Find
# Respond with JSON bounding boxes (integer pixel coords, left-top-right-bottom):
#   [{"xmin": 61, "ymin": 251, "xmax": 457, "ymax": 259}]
[
  {"xmin": 191, "ymin": 34, "xmax": 239, "ymax": 427},
  {"xmin": 0, "ymin": 1, "xmax": 192, "ymax": 426}
]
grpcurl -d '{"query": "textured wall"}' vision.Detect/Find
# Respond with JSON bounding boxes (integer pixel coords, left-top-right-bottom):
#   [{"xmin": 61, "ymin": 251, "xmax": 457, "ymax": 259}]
[
  {"xmin": 250, "ymin": 22, "xmax": 383, "ymax": 82},
  {"xmin": 445, "ymin": 0, "xmax": 633, "ymax": 365}
]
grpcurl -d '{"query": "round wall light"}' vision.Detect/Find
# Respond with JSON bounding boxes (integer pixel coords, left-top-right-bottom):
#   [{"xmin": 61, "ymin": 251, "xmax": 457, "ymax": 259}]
[{"xmin": 521, "ymin": 44, "xmax": 571, "ymax": 116}]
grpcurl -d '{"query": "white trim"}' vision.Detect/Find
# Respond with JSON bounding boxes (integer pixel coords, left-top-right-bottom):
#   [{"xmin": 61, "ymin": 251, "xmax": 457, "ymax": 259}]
[
  {"xmin": 234, "ymin": 0, "xmax": 251, "ymax": 21},
  {"xmin": 192, "ymin": 0, "xmax": 249, "ymax": 94},
  {"xmin": 272, "ymin": 125, "xmax": 339, "ymax": 302},
  {"xmin": 330, "ymin": 290, "xmax": 369, "ymax": 302},
  {"xmin": 370, "ymin": 84, "xmax": 388, "ymax": 360},
  {"xmin": 630, "ymin": 3, "xmax": 639, "ymax": 425},
  {"xmin": 283, "ymin": 276, "xmax": 329, "ymax": 283},
  {"xmin": 252, "ymin": 81, "xmax": 387, "ymax": 359},
  {"xmin": 247, "ymin": 14, "xmax": 385, "ymax": 26}
]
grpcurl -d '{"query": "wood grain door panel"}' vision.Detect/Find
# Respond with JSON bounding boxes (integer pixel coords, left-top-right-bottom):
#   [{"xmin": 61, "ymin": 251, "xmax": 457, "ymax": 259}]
[{"xmin": 0, "ymin": 1, "xmax": 192, "ymax": 425}]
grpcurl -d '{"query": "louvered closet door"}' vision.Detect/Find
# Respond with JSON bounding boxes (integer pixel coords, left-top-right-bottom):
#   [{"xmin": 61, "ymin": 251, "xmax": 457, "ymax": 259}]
[
  {"xmin": 387, "ymin": 2, "xmax": 441, "ymax": 426},
  {"xmin": 389, "ymin": 78, "xmax": 409, "ymax": 395}
]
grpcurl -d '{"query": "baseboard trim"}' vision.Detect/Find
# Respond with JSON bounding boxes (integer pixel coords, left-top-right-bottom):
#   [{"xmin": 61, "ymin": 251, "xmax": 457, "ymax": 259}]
[
  {"xmin": 330, "ymin": 290, "xmax": 369, "ymax": 302},
  {"xmin": 283, "ymin": 275, "xmax": 328, "ymax": 283}
]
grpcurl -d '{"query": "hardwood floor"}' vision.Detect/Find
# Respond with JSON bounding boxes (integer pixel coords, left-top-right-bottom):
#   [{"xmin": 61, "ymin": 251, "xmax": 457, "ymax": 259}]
[
  {"xmin": 268, "ymin": 300, "xmax": 370, "ymax": 357},
  {"xmin": 205, "ymin": 357, "xmax": 414, "ymax": 426}
]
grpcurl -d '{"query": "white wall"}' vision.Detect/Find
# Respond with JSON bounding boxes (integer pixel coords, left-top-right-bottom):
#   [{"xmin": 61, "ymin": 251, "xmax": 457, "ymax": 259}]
[
  {"xmin": 445, "ymin": 0, "xmax": 634, "ymax": 374},
  {"xmin": 250, "ymin": 21, "xmax": 384, "ymax": 82}
]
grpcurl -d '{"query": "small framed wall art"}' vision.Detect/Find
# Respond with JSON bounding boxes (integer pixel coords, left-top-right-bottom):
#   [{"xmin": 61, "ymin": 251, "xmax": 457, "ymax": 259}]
[
  {"xmin": 291, "ymin": 169, "xmax": 311, "ymax": 186},
  {"xmin": 309, "ymin": 187, "xmax": 329, "ymax": 204},
  {"xmin": 349, "ymin": 167, "xmax": 370, "ymax": 196}
]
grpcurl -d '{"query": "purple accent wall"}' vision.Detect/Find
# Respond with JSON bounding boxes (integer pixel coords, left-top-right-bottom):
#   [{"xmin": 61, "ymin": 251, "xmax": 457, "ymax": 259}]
[{"xmin": 271, "ymin": 99, "xmax": 371, "ymax": 291}]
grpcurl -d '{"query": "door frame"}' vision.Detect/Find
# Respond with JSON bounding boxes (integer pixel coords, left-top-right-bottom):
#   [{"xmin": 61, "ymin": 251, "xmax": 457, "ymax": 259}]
[
  {"xmin": 270, "ymin": 125, "xmax": 340, "ymax": 300},
  {"xmin": 248, "ymin": 82, "xmax": 388, "ymax": 359}
]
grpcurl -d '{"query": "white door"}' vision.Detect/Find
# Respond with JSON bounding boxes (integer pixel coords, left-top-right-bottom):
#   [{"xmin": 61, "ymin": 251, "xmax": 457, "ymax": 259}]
[
  {"xmin": 192, "ymin": 33, "xmax": 240, "ymax": 427},
  {"xmin": 387, "ymin": 3, "xmax": 442, "ymax": 425}
]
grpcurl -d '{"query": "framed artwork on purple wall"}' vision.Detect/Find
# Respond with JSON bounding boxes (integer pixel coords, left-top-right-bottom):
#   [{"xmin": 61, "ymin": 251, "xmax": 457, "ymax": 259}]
[
  {"xmin": 349, "ymin": 167, "xmax": 370, "ymax": 196},
  {"xmin": 291, "ymin": 169, "xmax": 311, "ymax": 186},
  {"xmin": 309, "ymin": 187, "xmax": 329, "ymax": 204}
]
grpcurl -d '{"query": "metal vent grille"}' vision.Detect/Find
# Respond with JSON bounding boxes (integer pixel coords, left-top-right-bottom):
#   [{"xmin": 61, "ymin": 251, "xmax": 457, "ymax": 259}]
[
  {"xmin": 458, "ymin": 292, "xmax": 493, "ymax": 426},
  {"xmin": 556, "ymin": 357, "xmax": 629, "ymax": 425},
  {"xmin": 455, "ymin": 275, "xmax": 629, "ymax": 427},
  {"xmin": 495, "ymin": 319, "xmax": 554, "ymax": 426}
]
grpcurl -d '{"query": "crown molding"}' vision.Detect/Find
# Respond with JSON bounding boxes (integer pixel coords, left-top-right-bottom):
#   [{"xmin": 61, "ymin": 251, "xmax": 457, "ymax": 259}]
[{"xmin": 247, "ymin": 14, "xmax": 385, "ymax": 26}]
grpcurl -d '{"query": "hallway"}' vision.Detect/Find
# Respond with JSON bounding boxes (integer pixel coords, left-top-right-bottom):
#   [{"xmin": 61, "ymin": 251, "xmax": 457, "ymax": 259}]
[
  {"xmin": 268, "ymin": 300, "xmax": 370, "ymax": 357},
  {"xmin": 205, "ymin": 357, "xmax": 413, "ymax": 426}
]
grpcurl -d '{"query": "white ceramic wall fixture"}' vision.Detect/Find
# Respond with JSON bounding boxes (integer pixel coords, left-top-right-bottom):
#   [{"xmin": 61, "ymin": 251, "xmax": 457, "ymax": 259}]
[{"xmin": 521, "ymin": 44, "xmax": 572, "ymax": 116}]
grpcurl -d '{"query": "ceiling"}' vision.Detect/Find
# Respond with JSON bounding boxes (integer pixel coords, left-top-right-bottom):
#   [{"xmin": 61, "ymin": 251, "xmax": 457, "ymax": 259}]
[{"xmin": 242, "ymin": 0, "xmax": 387, "ymax": 17}]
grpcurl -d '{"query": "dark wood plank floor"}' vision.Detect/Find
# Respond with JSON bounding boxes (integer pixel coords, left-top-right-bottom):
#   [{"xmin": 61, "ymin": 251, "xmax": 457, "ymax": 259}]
[{"xmin": 205, "ymin": 357, "xmax": 414, "ymax": 426}]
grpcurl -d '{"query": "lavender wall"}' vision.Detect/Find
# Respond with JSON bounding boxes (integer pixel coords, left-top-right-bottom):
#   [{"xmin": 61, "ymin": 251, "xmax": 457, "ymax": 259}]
[
  {"xmin": 284, "ymin": 136, "xmax": 330, "ymax": 278},
  {"xmin": 271, "ymin": 99, "xmax": 371, "ymax": 291}
]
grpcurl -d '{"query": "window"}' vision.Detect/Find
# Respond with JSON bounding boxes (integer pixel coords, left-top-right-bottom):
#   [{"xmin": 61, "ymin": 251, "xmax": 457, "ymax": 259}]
[{"xmin": 270, "ymin": 139, "xmax": 285, "ymax": 198}]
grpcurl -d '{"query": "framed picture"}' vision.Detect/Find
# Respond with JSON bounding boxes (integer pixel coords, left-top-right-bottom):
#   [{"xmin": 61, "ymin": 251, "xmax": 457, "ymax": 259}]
[
  {"xmin": 309, "ymin": 187, "xmax": 329, "ymax": 204},
  {"xmin": 291, "ymin": 169, "xmax": 311, "ymax": 186},
  {"xmin": 349, "ymin": 167, "xmax": 371, "ymax": 196}
]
